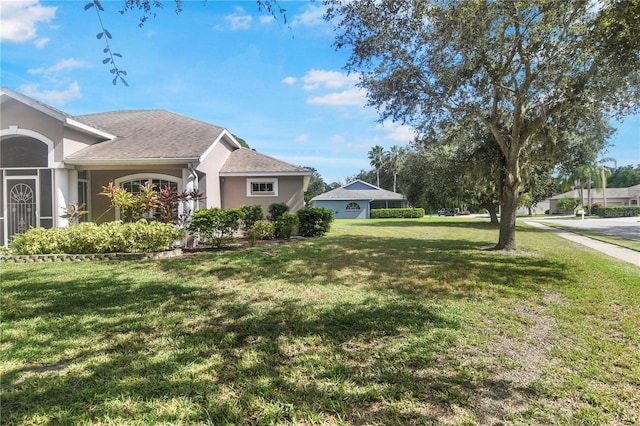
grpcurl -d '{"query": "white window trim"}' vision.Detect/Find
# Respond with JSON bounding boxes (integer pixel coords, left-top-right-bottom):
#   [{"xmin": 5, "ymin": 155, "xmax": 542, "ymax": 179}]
[
  {"xmin": 346, "ymin": 202, "xmax": 361, "ymax": 211},
  {"xmin": 246, "ymin": 178, "xmax": 278, "ymax": 197}
]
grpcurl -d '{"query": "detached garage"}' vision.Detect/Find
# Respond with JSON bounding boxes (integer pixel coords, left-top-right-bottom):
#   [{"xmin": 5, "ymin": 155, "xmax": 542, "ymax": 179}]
[{"xmin": 310, "ymin": 180, "xmax": 408, "ymax": 219}]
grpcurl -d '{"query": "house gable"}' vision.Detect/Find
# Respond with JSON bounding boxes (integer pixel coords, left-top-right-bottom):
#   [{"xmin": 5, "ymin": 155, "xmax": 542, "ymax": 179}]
[{"xmin": 344, "ymin": 180, "xmax": 379, "ymax": 191}]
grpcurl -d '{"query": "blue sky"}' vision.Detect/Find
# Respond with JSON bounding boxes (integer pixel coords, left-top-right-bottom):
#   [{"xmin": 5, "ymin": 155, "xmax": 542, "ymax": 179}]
[{"xmin": 1, "ymin": 1, "xmax": 638, "ymax": 183}]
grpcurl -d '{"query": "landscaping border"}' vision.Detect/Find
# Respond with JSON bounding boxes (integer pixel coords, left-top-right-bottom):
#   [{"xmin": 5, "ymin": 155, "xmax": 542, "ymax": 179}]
[{"xmin": 0, "ymin": 249, "xmax": 183, "ymax": 263}]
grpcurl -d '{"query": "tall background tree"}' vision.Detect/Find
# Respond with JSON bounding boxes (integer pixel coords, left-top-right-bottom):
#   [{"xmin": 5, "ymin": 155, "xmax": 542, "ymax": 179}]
[
  {"xmin": 367, "ymin": 145, "xmax": 386, "ymax": 187},
  {"xmin": 327, "ymin": 0, "xmax": 640, "ymax": 250},
  {"xmin": 607, "ymin": 165, "xmax": 640, "ymax": 188},
  {"xmin": 386, "ymin": 145, "xmax": 406, "ymax": 193},
  {"xmin": 304, "ymin": 167, "xmax": 335, "ymax": 204}
]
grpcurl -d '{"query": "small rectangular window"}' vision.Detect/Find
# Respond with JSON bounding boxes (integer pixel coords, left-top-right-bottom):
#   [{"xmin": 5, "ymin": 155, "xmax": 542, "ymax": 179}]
[
  {"xmin": 252, "ymin": 182, "xmax": 273, "ymax": 193},
  {"xmin": 248, "ymin": 179, "xmax": 277, "ymax": 196}
]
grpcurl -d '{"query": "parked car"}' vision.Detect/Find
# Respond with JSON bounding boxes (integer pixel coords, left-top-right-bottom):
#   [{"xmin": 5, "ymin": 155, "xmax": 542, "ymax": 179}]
[{"xmin": 438, "ymin": 208, "xmax": 455, "ymax": 216}]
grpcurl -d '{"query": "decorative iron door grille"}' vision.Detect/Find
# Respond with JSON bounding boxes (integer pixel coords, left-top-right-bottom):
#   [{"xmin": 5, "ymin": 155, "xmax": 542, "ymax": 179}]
[{"xmin": 7, "ymin": 178, "xmax": 37, "ymax": 240}]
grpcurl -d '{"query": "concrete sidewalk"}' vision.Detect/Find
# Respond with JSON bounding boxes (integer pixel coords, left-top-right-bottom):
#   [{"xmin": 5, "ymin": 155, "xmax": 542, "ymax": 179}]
[{"xmin": 525, "ymin": 220, "xmax": 640, "ymax": 267}]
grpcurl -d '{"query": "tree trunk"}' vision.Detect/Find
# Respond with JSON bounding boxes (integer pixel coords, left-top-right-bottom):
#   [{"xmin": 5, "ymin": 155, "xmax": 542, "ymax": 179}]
[
  {"xmin": 496, "ymin": 188, "xmax": 518, "ymax": 250},
  {"xmin": 487, "ymin": 203, "xmax": 499, "ymax": 225},
  {"xmin": 495, "ymin": 155, "xmax": 521, "ymax": 250}
]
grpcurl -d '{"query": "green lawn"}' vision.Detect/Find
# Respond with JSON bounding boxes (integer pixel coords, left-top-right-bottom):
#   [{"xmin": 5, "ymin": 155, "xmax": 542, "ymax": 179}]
[{"xmin": 2, "ymin": 218, "xmax": 639, "ymax": 425}]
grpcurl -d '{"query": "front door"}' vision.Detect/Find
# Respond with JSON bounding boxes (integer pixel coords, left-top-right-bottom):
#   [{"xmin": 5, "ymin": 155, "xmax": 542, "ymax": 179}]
[{"xmin": 6, "ymin": 177, "xmax": 37, "ymax": 242}]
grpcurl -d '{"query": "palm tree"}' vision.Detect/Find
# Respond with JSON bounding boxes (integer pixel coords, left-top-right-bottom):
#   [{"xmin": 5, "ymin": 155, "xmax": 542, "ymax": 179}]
[
  {"xmin": 598, "ymin": 158, "xmax": 616, "ymax": 207},
  {"xmin": 572, "ymin": 162, "xmax": 615, "ymax": 214},
  {"xmin": 387, "ymin": 145, "xmax": 406, "ymax": 192},
  {"xmin": 367, "ymin": 145, "xmax": 385, "ymax": 187}
]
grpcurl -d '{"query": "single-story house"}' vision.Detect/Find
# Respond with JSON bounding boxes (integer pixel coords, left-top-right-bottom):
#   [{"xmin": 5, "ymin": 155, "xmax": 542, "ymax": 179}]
[
  {"xmin": 0, "ymin": 87, "xmax": 311, "ymax": 246},
  {"xmin": 310, "ymin": 179, "xmax": 408, "ymax": 219},
  {"xmin": 548, "ymin": 184, "xmax": 640, "ymax": 213}
]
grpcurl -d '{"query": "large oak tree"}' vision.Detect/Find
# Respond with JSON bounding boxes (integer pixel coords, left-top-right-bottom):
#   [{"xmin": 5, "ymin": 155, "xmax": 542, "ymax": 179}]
[{"xmin": 326, "ymin": 0, "xmax": 640, "ymax": 250}]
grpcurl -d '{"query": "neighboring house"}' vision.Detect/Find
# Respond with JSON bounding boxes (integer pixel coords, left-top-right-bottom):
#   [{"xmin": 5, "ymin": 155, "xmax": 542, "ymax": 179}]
[
  {"xmin": 547, "ymin": 184, "xmax": 640, "ymax": 213},
  {"xmin": 0, "ymin": 87, "xmax": 311, "ymax": 246},
  {"xmin": 516, "ymin": 199, "xmax": 550, "ymax": 216},
  {"xmin": 310, "ymin": 180, "xmax": 408, "ymax": 219}
]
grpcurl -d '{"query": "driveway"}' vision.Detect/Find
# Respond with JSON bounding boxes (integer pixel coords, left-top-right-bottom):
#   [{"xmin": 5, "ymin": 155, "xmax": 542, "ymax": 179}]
[{"xmin": 527, "ymin": 216, "xmax": 640, "ymax": 242}]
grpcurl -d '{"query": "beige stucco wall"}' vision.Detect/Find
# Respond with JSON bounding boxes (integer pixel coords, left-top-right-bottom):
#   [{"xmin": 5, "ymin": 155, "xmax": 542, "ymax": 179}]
[
  {"xmin": 62, "ymin": 127, "xmax": 103, "ymax": 158},
  {"xmin": 195, "ymin": 138, "xmax": 235, "ymax": 208},
  {"xmin": 1, "ymin": 99, "xmax": 65, "ymax": 163},
  {"xmin": 221, "ymin": 175, "xmax": 306, "ymax": 213}
]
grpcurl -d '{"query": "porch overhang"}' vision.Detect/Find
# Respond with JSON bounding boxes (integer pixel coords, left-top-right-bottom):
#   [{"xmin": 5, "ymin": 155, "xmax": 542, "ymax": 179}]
[{"xmin": 64, "ymin": 157, "xmax": 200, "ymax": 167}]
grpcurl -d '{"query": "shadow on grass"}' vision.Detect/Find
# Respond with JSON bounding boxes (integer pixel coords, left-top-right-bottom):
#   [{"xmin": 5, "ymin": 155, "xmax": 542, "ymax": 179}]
[
  {"xmin": 1, "ymin": 223, "xmax": 570, "ymax": 424},
  {"xmin": 348, "ymin": 217, "xmax": 500, "ymax": 229}
]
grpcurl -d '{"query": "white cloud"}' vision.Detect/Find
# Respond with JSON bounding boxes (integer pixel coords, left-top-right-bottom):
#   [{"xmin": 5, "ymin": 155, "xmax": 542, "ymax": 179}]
[
  {"xmin": 330, "ymin": 134, "xmax": 346, "ymax": 144},
  {"xmin": 292, "ymin": 4, "xmax": 326, "ymax": 28},
  {"xmin": 374, "ymin": 120, "xmax": 417, "ymax": 143},
  {"xmin": 295, "ymin": 134, "xmax": 309, "ymax": 143},
  {"xmin": 259, "ymin": 15, "xmax": 274, "ymax": 25},
  {"xmin": 307, "ymin": 87, "xmax": 367, "ymax": 107},
  {"xmin": 282, "ymin": 76, "xmax": 297, "ymax": 85},
  {"xmin": 19, "ymin": 81, "xmax": 81, "ymax": 105},
  {"xmin": 34, "ymin": 37, "xmax": 49, "ymax": 48},
  {"xmin": 0, "ymin": 1, "xmax": 56, "ymax": 45},
  {"xmin": 302, "ymin": 69, "xmax": 358, "ymax": 90},
  {"xmin": 225, "ymin": 8, "xmax": 252, "ymax": 30},
  {"xmin": 28, "ymin": 58, "xmax": 90, "ymax": 75}
]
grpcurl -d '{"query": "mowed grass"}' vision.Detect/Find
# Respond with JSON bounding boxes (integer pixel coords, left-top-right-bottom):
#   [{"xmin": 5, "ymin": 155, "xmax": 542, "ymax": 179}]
[{"xmin": 1, "ymin": 218, "xmax": 638, "ymax": 425}]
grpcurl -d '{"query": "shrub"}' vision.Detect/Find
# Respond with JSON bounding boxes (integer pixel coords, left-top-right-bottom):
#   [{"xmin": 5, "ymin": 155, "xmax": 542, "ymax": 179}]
[
  {"xmin": 370, "ymin": 208, "xmax": 425, "ymax": 219},
  {"xmin": 297, "ymin": 207, "xmax": 333, "ymax": 237},
  {"xmin": 557, "ymin": 196, "xmax": 580, "ymax": 211},
  {"xmin": 9, "ymin": 220, "xmax": 182, "ymax": 255},
  {"xmin": 10, "ymin": 227, "xmax": 67, "ymax": 255},
  {"xmin": 246, "ymin": 220, "xmax": 275, "ymax": 245},
  {"xmin": 241, "ymin": 204, "xmax": 264, "ymax": 236},
  {"xmin": 595, "ymin": 206, "xmax": 640, "ymax": 218},
  {"xmin": 124, "ymin": 220, "xmax": 183, "ymax": 253},
  {"xmin": 188, "ymin": 208, "xmax": 244, "ymax": 248},
  {"xmin": 60, "ymin": 202, "xmax": 88, "ymax": 225},
  {"xmin": 268, "ymin": 202, "xmax": 289, "ymax": 222},
  {"xmin": 100, "ymin": 180, "xmax": 159, "ymax": 222},
  {"xmin": 276, "ymin": 213, "xmax": 300, "ymax": 239}
]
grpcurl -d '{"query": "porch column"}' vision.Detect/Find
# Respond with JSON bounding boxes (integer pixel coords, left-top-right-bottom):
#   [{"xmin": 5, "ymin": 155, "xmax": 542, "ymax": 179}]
[
  {"xmin": 182, "ymin": 165, "xmax": 199, "ymax": 215},
  {"xmin": 54, "ymin": 168, "xmax": 72, "ymax": 228}
]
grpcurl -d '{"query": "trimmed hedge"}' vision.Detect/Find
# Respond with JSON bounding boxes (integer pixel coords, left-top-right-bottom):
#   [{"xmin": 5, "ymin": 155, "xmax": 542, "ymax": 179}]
[
  {"xmin": 188, "ymin": 208, "xmax": 244, "ymax": 248},
  {"xmin": 594, "ymin": 206, "xmax": 640, "ymax": 218},
  {"xmin": 371, "ymin": 208, "xmax": 425, "ymax": 219},
  {"xmin": 297, "ymin": 207, "xmax": 334, "ymax": 237},
  {"xmin": 10, "ymin": 220, "xmax": 183, "ymax": 255},
  {"xmin": 276, "ymin": 213, "xmax": 300, "ymax": 239}
]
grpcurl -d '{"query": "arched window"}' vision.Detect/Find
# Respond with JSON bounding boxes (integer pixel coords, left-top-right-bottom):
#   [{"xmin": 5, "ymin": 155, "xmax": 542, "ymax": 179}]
[
  {"xmin": 1, "ymin": 137, "xmax": 48, "ymax": 167},
  {"xmin": 346, "ymin": 202, "xmax": 361, "ymax": 211}
]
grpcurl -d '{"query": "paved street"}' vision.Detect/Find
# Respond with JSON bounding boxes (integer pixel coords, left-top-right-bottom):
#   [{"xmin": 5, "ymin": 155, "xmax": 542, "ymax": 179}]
[
  {"xmin": 529, "ymin": 216, "xmax": 640, "ymax": 241},
  {"xmin": 524, "ymin": 216, "xmax": 640, "ymax": 266}
]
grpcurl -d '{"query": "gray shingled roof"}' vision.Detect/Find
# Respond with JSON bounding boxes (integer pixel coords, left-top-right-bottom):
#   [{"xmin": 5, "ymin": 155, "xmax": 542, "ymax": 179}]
[
  {"xmin": 220, "ymin": 148, "xmax": 310, "ymax": 175},
  {"xmin": 67, "ymin": 110, "xmax": 228, "ymax": 160},
  {"xmin": 312, "ymin": 180, "xmax": 406, "ymax": 201}
]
